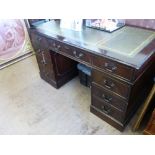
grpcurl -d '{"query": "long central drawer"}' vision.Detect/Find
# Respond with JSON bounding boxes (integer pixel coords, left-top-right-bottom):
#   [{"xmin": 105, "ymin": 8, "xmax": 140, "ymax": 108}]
[{"xmin": 48, "ymin": 39, "xmax": 91, "ymax": 65}]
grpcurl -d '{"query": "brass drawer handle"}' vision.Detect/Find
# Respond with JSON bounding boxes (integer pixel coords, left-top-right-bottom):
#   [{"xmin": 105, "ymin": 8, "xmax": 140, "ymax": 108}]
[
  {"xmin": 55, "ymin": 45, "xmax": 61, "ymax": 52},
  {"xmin": 101, "ymin": 105, "xmax": 111, "ymax": 114},
  {"xmin": 104, "ymin": 62, "xmax": 117, "ymax": 72},
  {"xmin": 41, "ymin": 60, "xmax": 47, "ymax": 65},
  {"xmin": 103, "ymin": 80, "xmax": 115, "ymax": 89},
  {"xmin": 73, "ymin": 50, "xmax": 84, "ymax": 59},
  {"xmin": 102, "ymin": 94, "xmax": 112, "ymax": 103},
  {"xmin": 41, "ymin": 52, "xmax": 47, "ymax": 65}
]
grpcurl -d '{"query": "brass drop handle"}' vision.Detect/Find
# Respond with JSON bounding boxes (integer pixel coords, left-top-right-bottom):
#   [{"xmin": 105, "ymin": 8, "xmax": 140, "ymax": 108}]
[
  {"xmin": 101, "ymin": 105, "xmax": 111, "ymax": 114},
  {"xmin": 104, "ymin": 62, "xmax": 117, "ymax": 72},
  {"xmin": 41, "ymin": 60, "xmax": 47, "ymax": 65},
  {"xmin": 102, "ymin": 94, "xmax": 112, "ymax": 103},
  {"xmin": 103, "ymin": 80, "xmax": 115, "ymax": 89},
  {"xmin": 73, "ymin": 50, "xmax": 84, "ymax": 59},
  {"xmin": 55, "ymin": 45, "xmax": 61, "ymax": 52},
  {"xmin": 41, "ymin": 52, "xmax": 47, "ymax": 65}
]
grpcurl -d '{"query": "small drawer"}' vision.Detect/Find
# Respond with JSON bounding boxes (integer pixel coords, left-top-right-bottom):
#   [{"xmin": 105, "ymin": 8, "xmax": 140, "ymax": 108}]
[
  {"xmin": 48, "ymin": 39, "xmax": 60, "ymax": 52},
  {"xmin": 92, "ymin": 69, "xmax": 131, "ymax": 99},
  {"xmin": 92, "ymin": 55, "xmax": 135, "ymax": 81},
  {"xmin": 91, "ymin": 95, "xmax": 125, "ymax": 123},
  {"xmin": 60, "ymin": 43, "xmax": 91, "ymax": 64},
  {"xmin": 72, "ymin": 47, "xmax": 91, "ymax": 63},
  {"xmin": 30, "ymin": 32, "xmax": 49, "ymax": 51},
  {"xmin": 92, "ymin": 83, "xmax": 127, "ymax": 112}
]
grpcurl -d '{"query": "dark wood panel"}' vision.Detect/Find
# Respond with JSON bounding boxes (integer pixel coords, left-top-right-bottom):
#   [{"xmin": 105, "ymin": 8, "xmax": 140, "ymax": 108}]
[
  {"xmin": 30, "ymin": 32, "xmax": 49, "ymax": 51},
  {"xmin": 30, "ymin": 32, "xmax": 40, "ymax": 51},
  {"xmin": 50, "ymin": 51, "xmax": 78, "ymax": 80}
]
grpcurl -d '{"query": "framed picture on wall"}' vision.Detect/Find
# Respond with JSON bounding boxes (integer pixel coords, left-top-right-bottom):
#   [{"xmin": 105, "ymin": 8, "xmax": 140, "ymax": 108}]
[{"xmin": 0, "ymin": 19, "xmax": 33, "ymax": 69}]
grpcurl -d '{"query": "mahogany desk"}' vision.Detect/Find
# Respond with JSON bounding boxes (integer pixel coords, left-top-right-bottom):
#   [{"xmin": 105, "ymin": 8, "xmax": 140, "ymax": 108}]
[{"xmin": 29, "ymin": 21, "xmax": 155, "ymax": 131}]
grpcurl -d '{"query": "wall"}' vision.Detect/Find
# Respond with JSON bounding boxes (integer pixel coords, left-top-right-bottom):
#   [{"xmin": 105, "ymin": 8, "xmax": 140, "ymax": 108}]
[{"xmin": 125, "ymin": 19, "xmax": 155, "ymax": 30}]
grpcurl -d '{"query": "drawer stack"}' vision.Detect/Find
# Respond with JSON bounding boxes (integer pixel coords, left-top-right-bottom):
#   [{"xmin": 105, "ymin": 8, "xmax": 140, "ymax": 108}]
[
  {"xmin": 90, "ymin": 55, "xmax": 137, "ymax": 131},
  {"xmin": 90, "ymin": 53, "xmax": 154, "ymax": 131}
]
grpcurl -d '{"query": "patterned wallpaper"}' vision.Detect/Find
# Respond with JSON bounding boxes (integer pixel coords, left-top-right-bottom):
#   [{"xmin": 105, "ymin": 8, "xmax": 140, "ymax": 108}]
[
  {"xmin": 0, "ymin": 19, "xmax": 33, "ymax": 67},
  {"xmin": 125, "ymin": 19, "xmax": 155, "ymax": 30}
]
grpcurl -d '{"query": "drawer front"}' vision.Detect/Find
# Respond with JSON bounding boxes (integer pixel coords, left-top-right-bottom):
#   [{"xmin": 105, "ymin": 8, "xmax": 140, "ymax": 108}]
[
  {"xmin": 30, "ymin": 32, "xmax": 40, "ymax": 51},
  {"xmin": 92, "ymin": 55, "xmax": 134, "ymax": 81},
  {"xmin": 48, "ymin": 39, "xmax": 59, "ymax": 52},
  {"xmin": 92, "ymin": 96, "xmax": 125, "ymax": 123},
  {"xmin": 58, "ymin": 43, "xmax": 91, "ymax": 64},
  {"xmin": 30, "ymin": 32, "xmax": 49, "ymax": 51},
  {"xmin": 92, "ymin": 83, "xmax": 127, "ymax": 112},
  {"xmin": 92, "ymin": 69, "xmax": 131, "ymax": 99}
]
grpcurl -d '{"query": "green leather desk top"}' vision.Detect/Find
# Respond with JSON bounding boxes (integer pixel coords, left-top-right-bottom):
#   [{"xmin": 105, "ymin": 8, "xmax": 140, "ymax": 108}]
[{"xmin": 96, "ymin": 26, "xmax": 155, "ymax": 57}]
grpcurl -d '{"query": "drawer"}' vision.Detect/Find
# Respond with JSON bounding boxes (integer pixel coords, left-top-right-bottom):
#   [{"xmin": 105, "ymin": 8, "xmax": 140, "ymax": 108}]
[
  {"xmin": 92, "ymin": 83, "xmax": 127, "ymax": 112},
  {"xmin": 30, "ymin": 32, "xmax": 49, "ymax": 51},
  {"xmin": 92, "ymin": 55, "xmax": 135, "ymax": 81},
  {"xmin": 48, "ymin": 39, "xmax": 60, "ymax": 52},
  {"xmin": 91, "ymin": 95, "xmax": 125, "ymax": 123},
  {"xmin": 92, "ymin": 69, "xmax": 131, "ymax": 99},
  {"xmin": 59, "ymin": 43, "xmax": 91, "ymax": 64}
]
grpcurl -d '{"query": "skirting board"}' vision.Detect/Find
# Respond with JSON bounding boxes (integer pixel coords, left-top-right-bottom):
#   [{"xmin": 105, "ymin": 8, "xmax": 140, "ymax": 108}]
[{"xmin": 0, "ymin": 51, "xmax": 34, "ymax": 70}]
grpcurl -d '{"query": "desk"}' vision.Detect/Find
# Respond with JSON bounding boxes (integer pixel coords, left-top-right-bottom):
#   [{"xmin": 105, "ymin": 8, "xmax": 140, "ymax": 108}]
[{"xmin": 29, "ymin": 21, "xmax": 155, "ymax": 131}]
